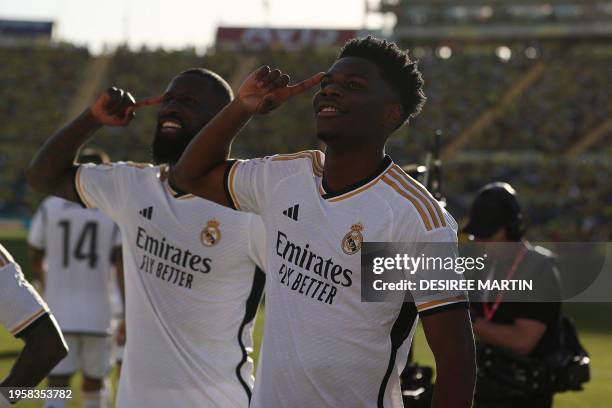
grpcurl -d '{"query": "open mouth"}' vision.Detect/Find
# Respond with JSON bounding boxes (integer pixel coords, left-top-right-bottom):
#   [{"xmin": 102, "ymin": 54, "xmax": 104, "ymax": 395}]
[
  {"xmin": 158, "ymin": 118, "xmax": 184, "ymax": 134},
  {"xmin": 316, "ymin": 104, "xmax": 344, "ymax": 118}
]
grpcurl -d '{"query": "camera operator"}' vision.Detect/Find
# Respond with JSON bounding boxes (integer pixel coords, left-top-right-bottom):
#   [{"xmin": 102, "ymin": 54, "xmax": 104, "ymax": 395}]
[{"xmin": 463, "ymin": 182, "xmax": 561, "ymax": 408}]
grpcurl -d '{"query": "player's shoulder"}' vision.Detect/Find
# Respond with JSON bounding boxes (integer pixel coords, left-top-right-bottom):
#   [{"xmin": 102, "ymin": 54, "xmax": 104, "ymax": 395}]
[
  {"xmin": 118, "ymin": 161, "xmax": 159, "ymax": 180},
  {"xmin": 107, "ymin": 161, "xmax": 156, "ymax": 173},
  {"xmin": 377, "ymin": 163, "xmax": 456, "ymax": 235},
  {"xmin": 120, "ymin": 161, "xmax": 155, "ymax": 170},
  {"xmin": 267, "ymin": 149, "xmax": 324, "ymax": 177},
  {"xmin": 80, "ymin": 160, "xmax": 154, "ymax": 171},
  {"xmin": 39, "ymin": 195, "xmax": 75, "ymax": 212},
  {"xmin": 79, "ymin": 161, "xmax": 158, "ymax": 182},
  {"xmin": 38, "ymin": 195, "xmax": 59, "ymax": 209}
]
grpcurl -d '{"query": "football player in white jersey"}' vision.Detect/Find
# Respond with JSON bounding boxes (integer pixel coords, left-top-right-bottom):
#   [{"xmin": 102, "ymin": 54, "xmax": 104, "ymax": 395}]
[
  {"xmin": 172, "ymin": 37, "xmax": 476, "ymax": 407},
  {"xmin": 28, "ymin": 149, "xmax": 122, "ymax": 408},
  {"xmin": 0, "ymin": 244, "xmax": 68, "ymax": 407},
  {"xmin": 27, "ymin": 69, "xmax": 266, "ymax": 408}
]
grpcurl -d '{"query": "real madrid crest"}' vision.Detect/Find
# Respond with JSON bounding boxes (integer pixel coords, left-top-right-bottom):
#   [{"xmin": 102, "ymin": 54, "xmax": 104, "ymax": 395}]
[
  {"xmin": 342, "ymin": 223, "xmax": 364, "ymax": 255},
  {"xmin": 200, "ymin": 219, "xmax": 221, "ymax": 247}
]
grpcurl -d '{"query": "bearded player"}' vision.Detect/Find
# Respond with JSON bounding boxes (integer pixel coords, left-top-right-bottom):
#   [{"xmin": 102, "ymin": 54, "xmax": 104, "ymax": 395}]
[
  {"xmin": 27, "ymin": 69, "xmax": 266, "ymax": 408},
  {"xmin": 172, "ymin": 37, "xmax": 476, "ymax": 407}
]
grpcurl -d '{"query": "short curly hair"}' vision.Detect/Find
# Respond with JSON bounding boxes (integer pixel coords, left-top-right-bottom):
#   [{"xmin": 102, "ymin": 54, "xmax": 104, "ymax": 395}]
[
  {"xmin": 338, "ymin": 36, "xmax": 426, "ymax": 127},
  {"xmin": 179, "ymin": 68, "xmax": 234, "ymax": 105}
]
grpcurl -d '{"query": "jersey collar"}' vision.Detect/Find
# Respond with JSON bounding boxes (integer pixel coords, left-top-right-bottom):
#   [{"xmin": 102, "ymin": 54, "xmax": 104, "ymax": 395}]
[
  {"xmin": 321, "ymin": 155, "xmax": 393, "ymax": 201},
  {"xmin": 159, "ymin": 165, "xmax": 193, "ymax": 199}
]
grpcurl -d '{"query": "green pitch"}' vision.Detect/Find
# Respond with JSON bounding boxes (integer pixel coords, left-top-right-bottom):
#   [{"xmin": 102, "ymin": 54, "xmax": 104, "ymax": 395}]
[{"xmin": 2, "ymin": 308, "xmax": 611, "ymax": 407}]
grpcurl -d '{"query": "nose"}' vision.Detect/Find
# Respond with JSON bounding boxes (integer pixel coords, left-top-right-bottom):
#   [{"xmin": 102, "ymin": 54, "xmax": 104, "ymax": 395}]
[
  {"xmin": 320, "ymin": 82, "xmax": 342, "ymax": 99},
  {"xmin": 158, "ymin": 99, "xmax": 181, "ymax": 118}
]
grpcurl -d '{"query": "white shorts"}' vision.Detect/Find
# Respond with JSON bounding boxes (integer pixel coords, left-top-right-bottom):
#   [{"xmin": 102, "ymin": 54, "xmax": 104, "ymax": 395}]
[{"xmin": 50, "ymin": 334, "xmax": 112, "ymax": 379}]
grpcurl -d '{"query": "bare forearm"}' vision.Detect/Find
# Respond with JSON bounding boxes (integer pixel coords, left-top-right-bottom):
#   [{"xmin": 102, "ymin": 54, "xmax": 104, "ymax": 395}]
[
  {"xmin": 432, "ymin": 361, "xmax": 476, "ymax": 408},
  {"xmin": 1, "ymin": 317, "xmax": 67, "ymax": 388},
  {"xmin": 172, "ymin": 99, "xmax": 251, "ymax": 191},
  {"xmin": 423, "ymin": 308, "xmax": 476, "ymax": 408},
  {"xmin": 27, "ymin": 109, "xmax": 101, "ymax": 197}
]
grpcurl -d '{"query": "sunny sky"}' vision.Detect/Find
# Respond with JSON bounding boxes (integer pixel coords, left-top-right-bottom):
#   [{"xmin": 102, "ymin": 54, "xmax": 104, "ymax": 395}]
[{"xmin": 0, "ymin": 0, "xmax": 387, "ymax": 52}]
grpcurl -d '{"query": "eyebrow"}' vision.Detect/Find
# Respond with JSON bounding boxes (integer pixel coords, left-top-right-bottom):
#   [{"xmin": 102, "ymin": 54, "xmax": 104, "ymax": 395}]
[{"xmin": 321, "ymin": 72, "xmax": 368, "ymax": 82}]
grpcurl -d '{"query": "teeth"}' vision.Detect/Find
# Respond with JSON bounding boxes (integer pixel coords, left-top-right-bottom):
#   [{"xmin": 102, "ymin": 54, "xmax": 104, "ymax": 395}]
[
  {"xmin": 161, "ymin": 121, "xmax": 181, "ymax": 129},
  {"xmin": 320, "ymin": 106, "xmax": 339, "ymax": 112}
]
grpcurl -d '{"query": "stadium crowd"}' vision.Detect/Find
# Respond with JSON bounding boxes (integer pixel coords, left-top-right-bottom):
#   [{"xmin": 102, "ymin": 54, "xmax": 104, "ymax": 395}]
[{"xmin": 1, "ymin": 42, "xmax": 610, "ymax": 241}]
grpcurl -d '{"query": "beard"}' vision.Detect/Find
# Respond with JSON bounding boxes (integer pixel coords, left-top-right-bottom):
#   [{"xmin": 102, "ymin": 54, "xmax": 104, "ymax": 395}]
[{"xmin": 151, "ymin": 129, "xmax": 194, "ymax": 165}]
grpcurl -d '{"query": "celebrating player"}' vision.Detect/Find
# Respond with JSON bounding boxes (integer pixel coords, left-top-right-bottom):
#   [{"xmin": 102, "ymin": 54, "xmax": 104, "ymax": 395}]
[
  {"xmin": 172, "ymin": 37, "xmax": 476, "ymax": 407},
  {"xmin": 28, "ymin": 149, "xmax": 122, "ymax": 408},
  {"xmin": 27, "ymin": 69, "xmax": 266, "ymax": 408},
  {"xmin": 0, "ymin": 244, "xmax": 68, "ymax": 407}
]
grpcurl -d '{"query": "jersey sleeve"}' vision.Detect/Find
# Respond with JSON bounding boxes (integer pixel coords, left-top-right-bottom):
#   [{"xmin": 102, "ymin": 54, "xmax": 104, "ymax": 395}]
[
  {"xmin": 224, "ymin": 158, "xmax": 269, "ymax": 214},
  {"xmin": 247, "ymin": 214, "xmax": 267, "ymax": 272},
  {"xmin": 0, "ymin": 245, "xmax": 49, "ymax": 337},
  {"xmin": 225, "ymin": 153, "xmax": 316, "ymax": 215},
  {"xmin": 397, "ymin": 208, "xmax": 469, "ymax": 316},
  {"xmin": 27, "ymin": 203, "xmax": 47, "ymax": 250},
  {"xmin": 75, "ymin": 162, "xmax": 133, "ymax": 217}
]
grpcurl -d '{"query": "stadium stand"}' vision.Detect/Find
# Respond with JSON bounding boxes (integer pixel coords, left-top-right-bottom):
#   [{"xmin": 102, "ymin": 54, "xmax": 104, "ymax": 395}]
[
  {"xmin": 0, "ymin": 41, "xmax": 610, "ymax": 240},
  {"xmin": 0, "ymin": 43, "xmax": 89, "ymax": 216},
  {"xmin": 471, "ymin": 45, "xmax": 612, "ymax": 154}
]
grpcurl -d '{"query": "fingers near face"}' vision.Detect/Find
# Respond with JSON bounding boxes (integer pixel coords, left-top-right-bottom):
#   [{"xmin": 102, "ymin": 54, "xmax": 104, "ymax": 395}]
[
  {"xmin": 284, "ymin": 72, "xmax": 325, "ymax": 98},
  {"xmin": 261, "ymin": 69, "xmax": 282, "ymax": 87},
  {"xmin": 301, "ymin": 72, "xmax": 325, "ymax": 91},
  {"xmin": 270, "ymin": 74, "xmax": 290, "ymax": 90},
  {"xmin": 254, "ymin": 65, "xmax": 271, "ymax": 83},
  {"xmin": 114, "ymin": 91, "xmax": 136, "ymax": 120},
  {"xmin": 135, "ymin": 95, "xmax": 163, "ymax": 108},
  {"xmin": 105, "ymin": 87, "xmax": 124, "ymax": 112}
]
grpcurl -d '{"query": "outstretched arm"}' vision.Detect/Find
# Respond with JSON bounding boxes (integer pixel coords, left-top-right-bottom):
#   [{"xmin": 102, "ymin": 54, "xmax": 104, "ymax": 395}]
[
  {"xmin": 1, "ymin": 314, "xmax": 68, "ymax": 388},
  {"xmin": 422, "ymin": 307, "xmax": 476, "ymax": 408},
  {"xmin": 171, "ymin": 66, "xmax": 324, "ymax": 207},
  {"xmin": 26, "ymin": 88, "xmax": 160, "ymax": 202}
]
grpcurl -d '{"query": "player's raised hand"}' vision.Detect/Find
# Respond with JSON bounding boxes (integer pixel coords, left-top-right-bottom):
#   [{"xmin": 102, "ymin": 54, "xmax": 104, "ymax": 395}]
[
  {"xmin": 238, "ymin": 66, "xmax": 324, "ymax": 115},
  {"xmin": 89, "ymin": 87, "xmax": 163, "ymax": 126}
]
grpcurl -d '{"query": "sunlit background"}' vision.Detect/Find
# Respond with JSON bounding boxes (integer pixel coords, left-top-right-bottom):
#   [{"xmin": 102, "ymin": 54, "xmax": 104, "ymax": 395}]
[{"xmin": 0, "ymin": 1, "xmax": 611, "ymax": 406}]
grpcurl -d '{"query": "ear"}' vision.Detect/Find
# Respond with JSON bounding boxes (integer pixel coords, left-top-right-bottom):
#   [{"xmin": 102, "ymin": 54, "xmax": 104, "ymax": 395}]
[{"xmin": 384, "ymin": 104, "xmax": 403, "ymax": 130}]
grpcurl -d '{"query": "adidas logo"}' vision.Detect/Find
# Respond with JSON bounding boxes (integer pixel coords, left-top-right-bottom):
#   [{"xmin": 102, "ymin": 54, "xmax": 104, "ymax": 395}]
[
  {"xmin": 282, "ymin": 204, "xmax": 299, "ymax": 221},
  {"xmin": 139, "ymin": 206, "xmax": 153, "ymax": 220}
]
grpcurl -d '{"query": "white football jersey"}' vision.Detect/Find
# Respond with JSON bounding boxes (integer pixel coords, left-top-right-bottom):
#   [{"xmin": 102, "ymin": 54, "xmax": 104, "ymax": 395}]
[
  {"xmin": 28, "ymin": 197, "xmax": 120, "ymax": 336},
  {"xmin": 0, "ymin": 244, "xmax": 49, "ymax": 337},
  {"xmin": 75, "ymin": 162, "xmax": 266, "ymax": 408},
  {"xmin": 226, "ymin": 150, "xmax": 466, "ymax": 408}
]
